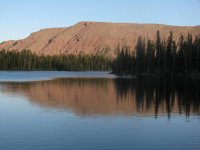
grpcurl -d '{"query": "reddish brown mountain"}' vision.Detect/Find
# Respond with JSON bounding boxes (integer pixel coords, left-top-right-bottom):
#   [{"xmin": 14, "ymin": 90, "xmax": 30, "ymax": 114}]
[{"xmin": 0, "ymin": 22, "xmax": 200, "ymax": 57}]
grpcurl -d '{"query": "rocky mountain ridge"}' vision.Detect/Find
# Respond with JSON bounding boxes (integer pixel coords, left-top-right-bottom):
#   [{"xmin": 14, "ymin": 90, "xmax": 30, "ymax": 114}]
[{"xmin": 1, "ymin": 21, "xmax": 200, "ymax": 57}]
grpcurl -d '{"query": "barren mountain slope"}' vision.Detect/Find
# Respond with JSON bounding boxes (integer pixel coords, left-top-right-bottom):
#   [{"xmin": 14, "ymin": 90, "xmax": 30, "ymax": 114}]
[{"xmin": 1, "ymin": 22, "xmax": 200, "ymax": 57}]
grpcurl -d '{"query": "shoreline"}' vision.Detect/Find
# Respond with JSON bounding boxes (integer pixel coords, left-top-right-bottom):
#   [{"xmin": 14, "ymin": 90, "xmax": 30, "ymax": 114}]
[{"xmin": 111, "ymin": 72, "xmax": 200, "ymax": 79}]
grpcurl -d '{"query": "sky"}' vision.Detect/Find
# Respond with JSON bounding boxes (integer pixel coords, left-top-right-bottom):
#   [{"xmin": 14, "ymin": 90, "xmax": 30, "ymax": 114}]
[{"xmin": 0, "ymin": 0, "xmax": 200, "ymax": 42}]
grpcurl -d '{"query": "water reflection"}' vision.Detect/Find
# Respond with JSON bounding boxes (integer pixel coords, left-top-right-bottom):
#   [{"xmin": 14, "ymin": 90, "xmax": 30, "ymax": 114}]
[
  {"xmin": 1, "ymin": 77, "xmax": 200, "ymax": 117},
  {"xmin": 114, "ymin": 77, "xmax": 200, "ymax": 117}
]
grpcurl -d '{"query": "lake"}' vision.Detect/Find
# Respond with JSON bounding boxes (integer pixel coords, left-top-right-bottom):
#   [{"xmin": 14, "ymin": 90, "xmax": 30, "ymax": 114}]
[{"xmin": 0, "ymin": 71, "xmax": 199, "ymax": 150}]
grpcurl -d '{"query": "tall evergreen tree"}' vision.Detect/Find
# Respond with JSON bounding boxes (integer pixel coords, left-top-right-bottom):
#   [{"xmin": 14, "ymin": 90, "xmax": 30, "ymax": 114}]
[
  {"xmin": 156, "ymin": 30, "xmax": 161, "ymax": 72},
  {"xmin": 136, "ymin": 36, "xmax": 145, "ymax": 74},
  {"xmin": 166, "ymin": 31, "xmax": 174, "ymax": 74},
  {"xmin": 177, "ymin": 35, "xmax": 185, "ymax": 72},
  {"xmin": 187, "ymin": 33, "xmax": 193, "ymax": 73},
  {"xmin": 146, "ymin": 39, "xmax": 155, "ymax": 73}
]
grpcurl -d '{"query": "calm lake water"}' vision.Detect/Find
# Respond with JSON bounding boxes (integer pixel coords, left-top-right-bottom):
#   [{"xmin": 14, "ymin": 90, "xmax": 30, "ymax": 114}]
[{"xmin": 0, "ymin": 71, "xmax": 200, "ymax": 150}]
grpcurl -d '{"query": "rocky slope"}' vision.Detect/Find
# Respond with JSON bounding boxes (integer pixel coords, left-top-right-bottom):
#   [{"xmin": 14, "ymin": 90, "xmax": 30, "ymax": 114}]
[{"xmin": 0, "ymin": 22, "xmax": 200, "ymax": 57}]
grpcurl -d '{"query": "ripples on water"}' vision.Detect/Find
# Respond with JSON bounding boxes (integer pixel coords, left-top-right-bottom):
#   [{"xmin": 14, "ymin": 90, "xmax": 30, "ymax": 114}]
[{"xmin": 0, "ymin": 72, "xmax": 199, "ymax": 150}]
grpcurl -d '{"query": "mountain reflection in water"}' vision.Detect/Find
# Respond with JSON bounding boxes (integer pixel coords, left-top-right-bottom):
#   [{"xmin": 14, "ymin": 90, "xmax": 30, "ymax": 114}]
[{"xmin": 1, "ymin": 77, "xmax": 200, "ymax": 117}]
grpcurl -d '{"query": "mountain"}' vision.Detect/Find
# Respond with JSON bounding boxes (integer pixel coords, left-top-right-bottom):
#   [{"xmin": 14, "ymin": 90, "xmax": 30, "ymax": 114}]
[{"xmin": 0, "ymin": 22, "xmax": 200, "ymax": 57}]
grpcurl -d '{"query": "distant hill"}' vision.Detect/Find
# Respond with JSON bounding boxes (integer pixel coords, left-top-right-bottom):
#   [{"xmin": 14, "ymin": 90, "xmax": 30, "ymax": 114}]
[{"xmin": 1, "ymin": 21, "xmax": 200, "ymax": 57}]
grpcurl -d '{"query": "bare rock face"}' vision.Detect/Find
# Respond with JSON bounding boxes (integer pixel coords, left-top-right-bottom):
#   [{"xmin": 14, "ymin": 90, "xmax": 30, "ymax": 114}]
[{"xmin": 1, "ymin": 22, "xmax": 200, "ymax": 57}]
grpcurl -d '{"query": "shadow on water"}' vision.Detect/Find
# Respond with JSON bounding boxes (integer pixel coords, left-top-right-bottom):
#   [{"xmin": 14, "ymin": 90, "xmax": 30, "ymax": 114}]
[{"xmin": 1, "ymin": 76, "xmax": 200, "ymax": 117}]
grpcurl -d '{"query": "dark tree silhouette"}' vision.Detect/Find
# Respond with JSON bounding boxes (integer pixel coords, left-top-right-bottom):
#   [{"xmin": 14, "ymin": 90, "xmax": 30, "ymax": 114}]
[
  {"xmin": 0, "ymin": 50, "xmax": 112, "ymax": 71},
  {"xmin": 112, "ymin": 31, "xmax": 200, "ymax": 76}
]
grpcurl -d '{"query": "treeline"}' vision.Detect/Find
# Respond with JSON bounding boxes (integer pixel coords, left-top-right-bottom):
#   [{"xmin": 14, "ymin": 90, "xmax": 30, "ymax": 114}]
[
  {"xmin": 0, "ymin": 50, "xmax": 111, "ymax": 70},
  {"xmin": 112, "ymin": 31, "xmax": 200, "ymax": 75},
  {"xmin": 1, "ymin": 31, "xmax": 200, "ymax": 73}
]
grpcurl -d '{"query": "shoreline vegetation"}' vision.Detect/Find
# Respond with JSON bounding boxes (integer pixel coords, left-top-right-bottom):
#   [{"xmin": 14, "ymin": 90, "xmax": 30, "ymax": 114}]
[
  {"xmin": 0, "ymin": 50, "xmax": 112, "ymax": 71},
  {"xmin": 0, "ymin": 31, "xmax": 200, "ymax": 78},
  {"xmin": 112, "ymin": 31, "xmax": 200, "ymax": 77}
]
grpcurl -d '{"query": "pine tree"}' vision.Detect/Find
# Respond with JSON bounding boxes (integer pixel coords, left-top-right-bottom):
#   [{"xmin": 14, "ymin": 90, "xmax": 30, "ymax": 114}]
[
  {"xmin": 136, "ymin": 36, "xmax": 145, "ymax": 74},
  {"xmin": 156, "ymin": 30, "xmax": 161, "ymax": 72},
  {"xmin": 146, "ymin": 39, "xmax": 155, "ymax": 73},
  {"xmin": 187, "ymin": 33, "xmax": 193, "ymax": 73},
  {"xmin": 177, "ymin": 35, "xmax": 185, "ymax": 72},
  {"xmin": 167, "ymin": 31, "xmax": 174, "ymax": 74}
]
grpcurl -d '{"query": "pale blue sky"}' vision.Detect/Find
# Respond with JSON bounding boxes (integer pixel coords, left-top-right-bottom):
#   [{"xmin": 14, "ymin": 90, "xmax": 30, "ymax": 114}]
[{"xmin": 0, "ymin": 0, "xmax": 200, "ymax": 42}]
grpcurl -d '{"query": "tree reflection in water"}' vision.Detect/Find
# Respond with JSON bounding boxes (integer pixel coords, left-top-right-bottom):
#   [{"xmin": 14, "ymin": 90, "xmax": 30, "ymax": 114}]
[
  {"xmin": 1, "ymin": 77, "xmax": 200, "ymax": 117},
  {"xmin": 114, "ymin": 76, "xmax": 200, "ymax": 117}
]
